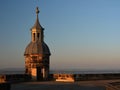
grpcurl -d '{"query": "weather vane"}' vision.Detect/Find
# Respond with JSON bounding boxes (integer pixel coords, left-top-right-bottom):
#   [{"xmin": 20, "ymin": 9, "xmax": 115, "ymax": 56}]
[{"xmin": 35, "ymin": 0, "xmax": 40, "ymax": 13}]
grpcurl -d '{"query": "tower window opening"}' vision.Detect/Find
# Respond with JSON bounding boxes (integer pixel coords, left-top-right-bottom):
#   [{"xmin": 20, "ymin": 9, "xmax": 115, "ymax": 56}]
[
  {"xmin": 32, "ymin": 56, "xmax": 37, "ymax": 60},
  {"xmin": 37, "ymin": 33, "xmax": 39, "ymax": 39},
  {"xmin": 33, "ymin": 33, "xmax": 35, "ymax": 41}
]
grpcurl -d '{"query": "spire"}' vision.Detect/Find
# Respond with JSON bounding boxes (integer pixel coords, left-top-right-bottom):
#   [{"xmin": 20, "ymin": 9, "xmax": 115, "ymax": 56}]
[
  {"xmin": 36, "ymin": 7, "xmax": 39, "ymax": 23},
  {"xmin": 32, "ymin": 7, "xmax": 44, "ymax": 30}
]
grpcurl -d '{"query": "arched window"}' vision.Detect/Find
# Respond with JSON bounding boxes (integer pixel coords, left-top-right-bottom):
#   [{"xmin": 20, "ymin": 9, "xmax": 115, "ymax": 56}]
[
  {"xmin": 37, "ymin": 33, "xmax": 39, "ymax": 39},
  {"xmin": 33, "ymin": 33, "xmax": 35, "ymax": 41}
]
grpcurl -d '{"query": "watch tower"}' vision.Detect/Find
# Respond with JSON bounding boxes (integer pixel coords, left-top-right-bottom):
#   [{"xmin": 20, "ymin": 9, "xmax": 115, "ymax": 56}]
[{"xmin": 24, "ymin": 7, "xmax": 51, "ymax": 81}]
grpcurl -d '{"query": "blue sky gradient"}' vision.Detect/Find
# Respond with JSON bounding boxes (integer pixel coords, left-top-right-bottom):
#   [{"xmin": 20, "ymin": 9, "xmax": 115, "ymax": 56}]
[{"xmin": 0, "ymin": 0, "xmax": 120, "ymax": 70}]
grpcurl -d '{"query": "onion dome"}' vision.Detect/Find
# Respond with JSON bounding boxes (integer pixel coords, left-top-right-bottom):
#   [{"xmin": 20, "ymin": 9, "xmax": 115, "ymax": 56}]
[{"xmin": 24, "ymin": 41, "xmax": 50, "ymax": 55}]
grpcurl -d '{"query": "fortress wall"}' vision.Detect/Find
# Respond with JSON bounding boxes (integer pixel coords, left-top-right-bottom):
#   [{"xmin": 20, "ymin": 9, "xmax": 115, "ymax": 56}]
[
  {"xmin": 0, "ymin": 74, "xmax": 31, "ymax": 83},
  {"xmin": 0, "ymin": 73, "xmax": 120, "ymax": 83},
  {"xmin": 51, "ymin": 73, "xmax": 120, "ymax": 81}
]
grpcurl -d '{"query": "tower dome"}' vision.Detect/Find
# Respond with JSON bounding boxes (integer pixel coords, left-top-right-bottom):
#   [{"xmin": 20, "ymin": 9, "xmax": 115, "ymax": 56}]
[{"xmin": 24, "ymin": 41, "xmax": 51, "ymax": 55}]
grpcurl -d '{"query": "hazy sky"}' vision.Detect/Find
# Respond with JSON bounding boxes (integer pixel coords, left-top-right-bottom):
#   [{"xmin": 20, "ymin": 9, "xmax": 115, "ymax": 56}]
[{"xmin": 0, "ymin": 0, "xmax": 120, "ymax": 71}]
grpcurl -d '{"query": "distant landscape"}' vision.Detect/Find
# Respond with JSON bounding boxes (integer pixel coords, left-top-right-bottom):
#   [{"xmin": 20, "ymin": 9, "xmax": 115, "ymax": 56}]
[
  {"xmin": 1, "ymin": 68, "xmax": 120, "ymax": 75},
  {"xmin": 0, "ymin": 68, "xmax": 24, "ymax": 74}
]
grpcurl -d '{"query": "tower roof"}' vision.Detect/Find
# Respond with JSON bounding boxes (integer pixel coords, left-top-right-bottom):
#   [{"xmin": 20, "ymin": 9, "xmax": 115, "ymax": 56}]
[
  {"xmin": 24, "ymin": 41, "xmax": 51, "ymax": 55},
  {"xmin": 32, "ymin": 7, "xmax": 44, "ymax": 30},
  {"xmin": 24, "ymin": 7, "xmax": 51, "ymax": 55}
]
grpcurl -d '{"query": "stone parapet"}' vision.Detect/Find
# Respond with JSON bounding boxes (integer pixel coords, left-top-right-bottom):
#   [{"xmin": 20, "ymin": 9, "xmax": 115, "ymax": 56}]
[{"xmin": 0, "ymin": 74, "xmax": 31, "ymax": 83}]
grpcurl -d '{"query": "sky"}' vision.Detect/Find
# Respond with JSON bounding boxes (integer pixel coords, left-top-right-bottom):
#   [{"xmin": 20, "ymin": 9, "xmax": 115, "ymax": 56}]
[{"xmin": 0, "ymin": 0, "xmax": 120, "ymax": 71}]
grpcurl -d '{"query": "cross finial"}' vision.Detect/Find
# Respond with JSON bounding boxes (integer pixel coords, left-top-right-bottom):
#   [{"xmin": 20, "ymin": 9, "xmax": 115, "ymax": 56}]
[{"xmin": 36, "ymin": 7, "xmax": 39, "ymax": 15}]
